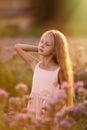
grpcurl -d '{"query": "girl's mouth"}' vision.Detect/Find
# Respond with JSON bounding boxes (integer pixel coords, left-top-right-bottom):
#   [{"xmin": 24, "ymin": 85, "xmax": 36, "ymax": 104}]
[{"xmin": 39, "ymin": 48, "xmax": 44, "ymax": 52}]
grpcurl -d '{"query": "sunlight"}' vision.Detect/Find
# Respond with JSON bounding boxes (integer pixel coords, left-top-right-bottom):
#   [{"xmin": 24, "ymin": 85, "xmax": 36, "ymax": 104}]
[
  {"xmin": 64, "ymin": 0, "xmax": 87, "ymax": 35},
  {"xmin": 71, "ymin": 0, "xmax": 87, "ymax": 22}
]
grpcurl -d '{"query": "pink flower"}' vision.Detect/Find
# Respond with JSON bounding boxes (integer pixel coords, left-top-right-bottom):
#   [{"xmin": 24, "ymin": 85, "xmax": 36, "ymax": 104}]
[
  {"xmin": 13, "ymin": 113, "xmax": 31, "ymax": 127},
  {"xmin": 8, "ymin": 97, "xmax": 25, "ymax": 111},
  {"xmin": 51, "ymin": 89, "xmax": 67, "ymax": 104},
  {"xmin": 61, "ymin": 82, "xmax": 70, "ymax": 89},
  {"xmin": 0, "ymin": 88, "xmax": 8, "ymax": 97},
  {"xmin": 67, "ymin": 105, "xmax": 85, "ymax": 121},
  {"xmin": 74, "ymin": 81, "xmax": 84, "ymax": 90},
  {"xmin": 56, "ymin": 89, "xmax": 67, "ymax": 99},
  {"xmin": 15, "ymin": 83, "xmax": 28, "ymax": 96},
  {"xmin": 55, "ymin": 109, "xmax": 66, "ymax": 122},
  {"xmin": 83, "ymin": 100, "xmax": 87, "ymax": 108},
  {"xmin": 46, "ymin": 90, "xmax": 67, "ymax": 113},
  {"xmin": 41, "ymin": 117, "xmax": 52, "ymax": 126},
  {"xmin": 21, "ymin": 107, "xmax": 28, "ymax": 113},
  {"xmin": 60, "ymin": 117, "xmax": 76, "ymax": 129},
  {"xmin": 0, "ymin": 88, "xmax": 8, "ymax": 106},
  {"xmin": 4, "ymin": 112, "xmax": 15, "ymax": 126},
  {"xmin": 85, "ymin": 67, "xmax": 87, "ymax": 73},
  {"xmin": 77, "ymin": 87, "xmax": 87, "ymax": 97}
]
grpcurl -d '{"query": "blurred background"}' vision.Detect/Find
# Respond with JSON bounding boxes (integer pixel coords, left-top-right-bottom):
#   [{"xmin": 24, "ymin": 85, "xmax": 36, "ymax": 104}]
[
  {"xmin": 0, "ymin": 0, "xmax": 87, "ymax": 36},
  {"xmin": 0, "ymin": 0, "xmax": 87, "ymax": 95}
]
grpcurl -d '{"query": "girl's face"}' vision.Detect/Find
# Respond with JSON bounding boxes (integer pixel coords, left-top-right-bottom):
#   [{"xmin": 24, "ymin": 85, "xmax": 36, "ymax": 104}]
[{"xmin": 38, "ymin": 33, "xmax": 55, "ymax": 57}]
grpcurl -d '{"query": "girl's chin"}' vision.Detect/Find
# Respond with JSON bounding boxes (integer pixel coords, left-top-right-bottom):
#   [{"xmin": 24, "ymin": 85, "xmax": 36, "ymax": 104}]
[
  {"xmin": 39, "ymin": 53, "xmax": 46, "ymax": 56},
  {"xmin": 38, "ymin": 51, "xmax": 44, "ymax": 55},
  {"xmin": 38, "ymin": 52, "xmax": 51, "ymax": 57}
]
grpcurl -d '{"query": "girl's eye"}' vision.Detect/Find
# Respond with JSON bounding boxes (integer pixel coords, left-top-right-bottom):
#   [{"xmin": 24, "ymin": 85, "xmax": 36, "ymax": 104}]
[{"xmin": 46, "ymin": 43, "xmax": 49, "ymax": 46}]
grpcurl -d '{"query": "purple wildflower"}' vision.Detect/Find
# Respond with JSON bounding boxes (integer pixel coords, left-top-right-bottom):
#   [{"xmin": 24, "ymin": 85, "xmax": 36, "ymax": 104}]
[
  {"xmin": 60, "ymin": 117, "xmax": 76, "ymax": 129},
  {"xmin": 55, "ymin": 109, "xmax": 66, "ymax": 122},
  {"xmin": 67, "ymin": 104, "xmax": 85, "ymax": 120},
  {"xmin": 61, "ymin": 82, "xmax": 70, "ymax": 89},
  {"xmin": 8, "ymin": 97, "xmax": 25, "ymax": 111},
  {"xmin": 52, "ymin": 89, "xmax": 67, "ymax": 103},
  {"xmin": 0, "ymin": 88, "xmax": 9, "ymax": 107},
  {"xmin": 74, "ymin": 81, "xmax": 84, "ymax": 90},
  {"xmin": 16, "ymin": 113, "xmax": 31, "ymax": 127},
  {"xmin": 0, "ymin": 88, "xmax": 8, "ymax": 99},
  {"xmin": 15, "ymin": 83, "xmax": 28, "ymax": 96},
  {"xmin": 77, "ymin": 87, "xmax": 87, "ymax": 97},
  {"xmin": 83, "ymin": 100, "xmax": 87, "ymax": 106}
]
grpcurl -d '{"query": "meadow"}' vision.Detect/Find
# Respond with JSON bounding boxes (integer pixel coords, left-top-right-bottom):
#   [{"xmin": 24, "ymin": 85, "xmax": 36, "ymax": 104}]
[{"xmin": 0, "ymin": 36, "xmax": 87, "ymax": 130}]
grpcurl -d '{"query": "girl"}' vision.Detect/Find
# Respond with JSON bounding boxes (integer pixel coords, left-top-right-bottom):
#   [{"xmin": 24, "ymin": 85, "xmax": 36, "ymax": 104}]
[{"xmin": 14, "ymin": 29, "xmax": 74, "ymax": 121}]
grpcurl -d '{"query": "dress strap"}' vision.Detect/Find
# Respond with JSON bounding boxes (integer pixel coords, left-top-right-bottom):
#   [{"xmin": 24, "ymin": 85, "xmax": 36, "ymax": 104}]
[{"xmin": 37, "ymin": 61, "xmax": 60, "ymax": 73}]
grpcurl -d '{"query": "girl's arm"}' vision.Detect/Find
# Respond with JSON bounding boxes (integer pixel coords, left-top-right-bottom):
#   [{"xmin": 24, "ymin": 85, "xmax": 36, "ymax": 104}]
[{"xmin": 14, "ymin": 44, "xmax": 38, "ymax": 71}]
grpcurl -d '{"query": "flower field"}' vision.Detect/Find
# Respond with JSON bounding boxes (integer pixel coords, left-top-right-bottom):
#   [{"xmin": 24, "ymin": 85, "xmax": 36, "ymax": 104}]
[{"xmin": 0, "ymin": 37, "xmax": 87, "ymax": 130}]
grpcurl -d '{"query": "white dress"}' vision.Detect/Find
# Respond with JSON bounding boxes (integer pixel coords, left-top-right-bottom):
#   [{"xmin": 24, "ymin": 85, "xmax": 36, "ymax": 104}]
[{"xmin": 27, "ymin": 61, "xmax": 60, "ymax": 120}]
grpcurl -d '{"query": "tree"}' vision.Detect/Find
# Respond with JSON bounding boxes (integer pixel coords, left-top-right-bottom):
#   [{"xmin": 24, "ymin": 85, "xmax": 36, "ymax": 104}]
[{"xmin": 30, "ymin": 0, "xmax": 58, "ymax": 25}]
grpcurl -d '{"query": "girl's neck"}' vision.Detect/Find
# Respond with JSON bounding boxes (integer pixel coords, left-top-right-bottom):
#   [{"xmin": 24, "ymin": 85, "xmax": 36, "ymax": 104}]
[{"xmin": 41, "ymin": 55, "xmax": 55, "ymax": 66}]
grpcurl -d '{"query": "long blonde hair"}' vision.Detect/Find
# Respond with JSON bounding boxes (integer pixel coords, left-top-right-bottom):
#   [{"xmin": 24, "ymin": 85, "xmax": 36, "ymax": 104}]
[{"xmin": 40, "ymin": 30, "xmax": 74, "ymax": 106}]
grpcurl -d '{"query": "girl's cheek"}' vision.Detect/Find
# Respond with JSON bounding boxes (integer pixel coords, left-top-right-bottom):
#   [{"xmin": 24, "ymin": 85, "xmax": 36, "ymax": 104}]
[
  {"xmin": 38, "ymin": 42, "xmax": 41, "ymax": 47},
  {"xmin": 38, "ymin": 45, "xmax": 40, "ymax": 50}
]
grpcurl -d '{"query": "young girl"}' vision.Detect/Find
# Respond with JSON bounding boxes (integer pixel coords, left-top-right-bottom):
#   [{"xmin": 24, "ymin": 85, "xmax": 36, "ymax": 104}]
[{"xmin": 14, "ymin": 29, "xmax": 74, "ymax": 121}]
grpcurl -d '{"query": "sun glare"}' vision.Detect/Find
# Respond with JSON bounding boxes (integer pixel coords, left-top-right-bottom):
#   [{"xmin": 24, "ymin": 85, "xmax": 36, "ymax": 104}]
[
  {"xmin": 65, "ymin": 0, "xmax": 87, "ymax": 35},
  {"xmin": 71, "ymin": 0, "xmax": 87, "ymax": 22}
]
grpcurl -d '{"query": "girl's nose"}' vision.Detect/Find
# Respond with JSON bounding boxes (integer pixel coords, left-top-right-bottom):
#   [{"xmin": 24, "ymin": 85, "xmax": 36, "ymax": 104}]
[
  {"xmin": 41, "ymin": 44, "xmax": 44, "ymax": 48},
  {"xmin": 40, "ymin": 43, "xmax": 45, "ymax": 48}
]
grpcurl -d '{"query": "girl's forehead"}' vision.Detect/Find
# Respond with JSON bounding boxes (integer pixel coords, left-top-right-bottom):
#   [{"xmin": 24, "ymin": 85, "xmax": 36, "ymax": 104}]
[{"xmin": 41, "ymin": 32, "xmax": 54, "ymax": 42}]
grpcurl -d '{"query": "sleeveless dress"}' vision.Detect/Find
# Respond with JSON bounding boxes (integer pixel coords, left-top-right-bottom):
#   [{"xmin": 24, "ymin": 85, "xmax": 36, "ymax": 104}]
[{"xmin": 27, "ymin": 61, "xmax": 60, "ymax": 120}]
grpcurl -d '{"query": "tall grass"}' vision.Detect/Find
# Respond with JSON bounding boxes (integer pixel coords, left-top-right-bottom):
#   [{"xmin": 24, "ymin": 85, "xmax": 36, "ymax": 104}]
[{"xmin": 0, "ymin": 57, "xmax": 33, "ymax": 95}]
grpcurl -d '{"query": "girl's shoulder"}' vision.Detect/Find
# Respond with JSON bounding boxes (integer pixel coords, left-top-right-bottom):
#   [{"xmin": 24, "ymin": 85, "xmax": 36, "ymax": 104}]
[
  {"xmin": 32, "ymin": 60, "xmax": 39, "ymax": 72},
  {"xmin": 35, "ymin": 61, "xmax": 60, "ymax": 73}
]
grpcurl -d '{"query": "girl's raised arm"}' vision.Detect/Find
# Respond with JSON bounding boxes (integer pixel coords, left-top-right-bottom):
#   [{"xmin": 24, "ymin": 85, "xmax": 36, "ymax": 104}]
[{"xmin": 14, "ymin": 44, "xmax": 38, "ymax": 71}]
